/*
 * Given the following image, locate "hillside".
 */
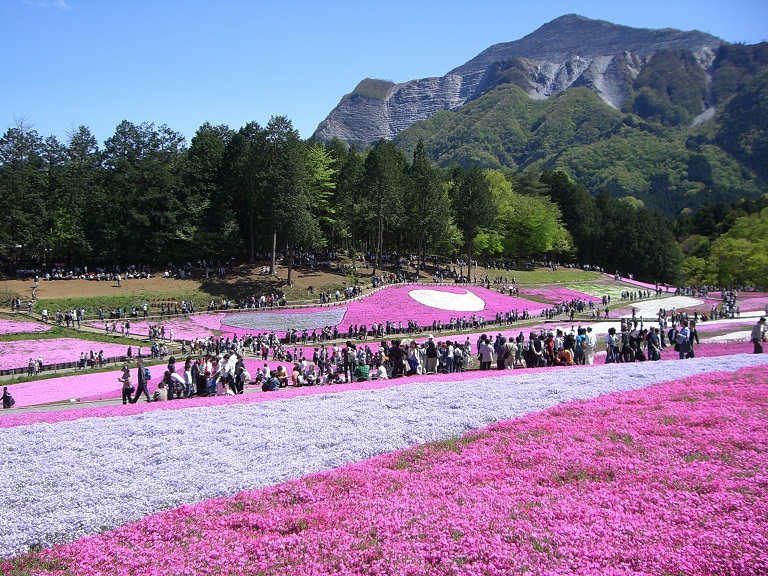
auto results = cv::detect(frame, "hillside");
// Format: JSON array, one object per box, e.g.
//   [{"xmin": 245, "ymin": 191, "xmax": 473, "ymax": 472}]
[
  {"xmin": 392, "ymin": 42, "xmax": 768, "ymax": 216},
  {"xmin": 312, "ymin": 15, "xmax": 767, "ymax": 216}
]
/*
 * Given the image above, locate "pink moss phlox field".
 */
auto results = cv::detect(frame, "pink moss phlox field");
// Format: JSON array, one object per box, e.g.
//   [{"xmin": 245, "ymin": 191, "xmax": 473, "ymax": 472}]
[
  {"xmin": 0, "ymin": 338, "xmax": 129, "ymax": 371},
  {"xmin": 735, "ymin": 295, "xmax": 768, "ymax": 312},
  {"xmin": 89, "ymin": 316, "xmax": 216, "ymax": 341},
  {"xmin": 181, "ymin": 285, "xmax": 549, "ymax": 337},
  {"xmin": 0, "ymin": 318, "xmax": 51, "ymax": 335},
  {"xmin": 2, "ymin": 363, "xmax": 173, "ymax": 408},
  {"xmin": 516, "ymin": 285, "xmax": 596, "ymax": 304},
  {"xmin": 11, "ymin": 364, "xmax": 768, "ymax": 575},
  {"xmin": 0, "ymin": 340, "xmax": 754, "ymax": 428}
]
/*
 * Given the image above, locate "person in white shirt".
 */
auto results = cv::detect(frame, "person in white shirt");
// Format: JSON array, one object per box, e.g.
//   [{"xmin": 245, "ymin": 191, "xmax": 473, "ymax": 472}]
[{"xmin": 585, "ymin": 326, "xmax": 597, "ymax": 365}]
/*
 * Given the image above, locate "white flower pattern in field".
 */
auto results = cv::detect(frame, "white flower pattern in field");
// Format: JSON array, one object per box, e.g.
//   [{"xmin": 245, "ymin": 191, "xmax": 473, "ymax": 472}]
[
  {"xmin": 220, "ymin": 308, "xmax": 348, "ymax": 332},
  {"xmin": 1, "ymin": 354, "xmax": 768, "ymax": 558},
  {"xmin": 408, "ymin": 289, "xmax": 486, "ymax": 312}
]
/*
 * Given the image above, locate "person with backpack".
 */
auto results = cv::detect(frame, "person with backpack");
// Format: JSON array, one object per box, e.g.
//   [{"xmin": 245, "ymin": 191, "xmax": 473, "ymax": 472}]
[
  {"xmin": 130, "ymin": 359, "xmax": 152, "ymax": 403},
  {"xmin": 2, "ymin": 387, "xmax": 15, "ymax": 409}
]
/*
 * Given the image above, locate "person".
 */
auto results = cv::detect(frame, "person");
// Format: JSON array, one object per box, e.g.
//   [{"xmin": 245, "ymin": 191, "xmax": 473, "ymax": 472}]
[
  {"xmin": 525, "ymin": 332, "xmax": 542, "ymax": 368},
  {"xmin": 554, "ymin": 347, "xmax": 574, "ymax": 366},
  {"xmin": 605, "ymin": 327, "xmax": 618, "ymax": 364},
  {"xmin": 236, "ymin": 359, "xmax": 250, "ymax": 393},
  {"xmin": 275, "ymin": 365, "xmax": 289, "ymax": 387},
  {"xmin": 425, "ymin": 335, "xmax": 438, "ymax": 374},
  {"xmin": 574, "ymin": 328, "xmax": 587, "ymax": 365},
  {"xmin": 2, "ymin": 387, "xmax": 15, "ymax": 409},
  {"xmin": 584, "ymin": 326, "xmax": 597, "ymax": 365},
  {"xmin": 389, "ymin": 340, "xmax": 405, "ymax": 377},
  {"xmin": 262, "ymin": 370, "xmax": 280, "ymax": 392},
  {"xmin": 647, "ymin": 327, "xmax": 662, "ymax": 361},
  {"xmin": 153, "ymin": 381, "xmax": 168, "ymax": 402},
  {"xmin": 353, "ymin": 362, "xmax": 370, "ymax": 381},
  {"xmin": 130, "ymin": 359, "xmax": 151, "ymax": 403},
  {"xmin": 373, "ymin": 361, "xmax": 388, "ymax": 380},
  {"xmin": 502, "ymin": 338, "xmax": 517, "ymax": 369},
  {"xmin": 677, "ymin": 319, "xmax": 693, "ymax": 359},
  {"xmin": 752, "ymin": 317, "xmax": 767, "ymax": 354},
  {"xmin": 478, "ymin": 335, "xmax": 493, "ymax": 370},
  {"xmin": 118, "ymin": 364, "xmax": 133, "ymax": 405}
]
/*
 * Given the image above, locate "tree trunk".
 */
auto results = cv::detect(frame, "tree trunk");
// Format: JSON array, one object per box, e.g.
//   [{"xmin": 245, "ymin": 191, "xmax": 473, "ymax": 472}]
[
  {"xmin": 270, "ymin": 231, "xmax": 277, "ymax": 274},
  {"xmin": 248, "ymin": 205, "xmax": 255, "ymax": 263},
  {"xmin": 287, "ymin": 241, "xmax": 294, "ymax": 286}
]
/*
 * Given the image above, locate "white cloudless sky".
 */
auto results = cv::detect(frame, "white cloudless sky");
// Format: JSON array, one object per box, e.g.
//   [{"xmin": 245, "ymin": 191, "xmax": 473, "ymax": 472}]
[{"xmin": 1, "ymin": 0, "xmax": 766, "ymax": 146}]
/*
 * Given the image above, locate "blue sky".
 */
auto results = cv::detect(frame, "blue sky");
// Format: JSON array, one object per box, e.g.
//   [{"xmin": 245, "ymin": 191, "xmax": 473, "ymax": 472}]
[{"xmin": 2, "ymin": 0, "xmax": 766, "ymax": 146}]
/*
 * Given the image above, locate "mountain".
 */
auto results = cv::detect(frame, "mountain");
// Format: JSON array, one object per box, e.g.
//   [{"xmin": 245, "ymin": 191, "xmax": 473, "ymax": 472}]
[
  {"xmin": 312, "ymin": 15, "xmax": 722, "ymax": 148},
  {"xmin": 312, "ymin": 15, "xmax": 768, "ymax": 217}
]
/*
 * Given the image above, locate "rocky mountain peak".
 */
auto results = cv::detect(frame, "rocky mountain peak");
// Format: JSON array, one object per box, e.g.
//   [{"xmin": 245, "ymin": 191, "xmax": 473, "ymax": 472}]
[{"xmin": 312, "ymin": 15, "xmax": 724, "ymax": 148}]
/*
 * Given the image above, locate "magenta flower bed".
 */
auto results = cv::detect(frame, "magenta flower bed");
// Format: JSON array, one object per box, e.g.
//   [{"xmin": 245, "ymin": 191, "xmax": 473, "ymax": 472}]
[
  {"xmin": 0, "ymin": 338, "xmax": 129, "ymax": 371},
  {"xmin": 122, "ymin": 317, "xmax": 215, "ymax": 341},
  {"xmin": 517, "ymin": 285, "xmax": 596, "ymax": 304},
  {"xmin": 9, "ymin": 364, "xmax": 768, "ymax": 575},
  {"xmin": 0, "ymin": 318, "xmax": 50, "ymax": 335},
  {"xmin": 737, "ymin": 295, "xmax": 768, "ymax": 312},
  {"xmin": 0, "ymin": 340, "xmax": 754, "ymax": 427}
]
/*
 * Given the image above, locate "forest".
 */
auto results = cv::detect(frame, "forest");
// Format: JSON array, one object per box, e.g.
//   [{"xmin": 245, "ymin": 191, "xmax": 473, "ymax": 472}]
[{"xmin": 0, "ymin": 116, "xmax": 765, "ymax": 287}]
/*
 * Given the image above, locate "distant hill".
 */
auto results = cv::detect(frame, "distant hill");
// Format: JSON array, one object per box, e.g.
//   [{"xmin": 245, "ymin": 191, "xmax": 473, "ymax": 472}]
[{"xmin": 312, "ymin": 15, "xmax": 768, "ymax": 216}]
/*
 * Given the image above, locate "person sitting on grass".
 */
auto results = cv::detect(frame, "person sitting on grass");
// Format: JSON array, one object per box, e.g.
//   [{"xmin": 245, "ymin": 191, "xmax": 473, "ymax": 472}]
[
  {"xmin": 2, "ymin": 387, "xmax": 15, "ymax": 409},
  {"xmin": 262, "ymin": 370, "xmax": 280, "ymax": 392},
  {"xmin": 276, "ymin": 365, "xmax": 289, "ymax": 387},
  {"xmin": 353, "ymin": 362, "xmax": 370, "ymax": 382},
  {"xmin": 554, "ymin": 347, "xmax": 574, "ymax": 366},
  {"xmin": 153, "ymin": 381, "xmax": 168, "ymax": 402}
]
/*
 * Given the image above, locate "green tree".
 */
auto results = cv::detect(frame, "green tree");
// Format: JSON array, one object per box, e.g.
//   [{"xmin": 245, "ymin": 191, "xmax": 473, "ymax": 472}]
[
  {"xmin": 184, "ymin": 122, "xmax": 236, "ymax": 257},
  {"xmin": 449, "ymin": 166, "xmax": 496, "ymax": 270},
  {"xmin": 101, "ymin": 121, "xmax": 187, "ymax": 263},
  {"xmin": 0, "ymin": 121, "xmax": 48, "ymax": 266},
  {"xmin": 221, "ymin": 122, "xmax": 265, "ymax": 262},
  {"xmin": 406, "ymin": 142, "xmax": 457, "ymax": 264},
  {"xmin": 265, "ymin": 116, "xmax": 322, "ymax": 285},
  {"xmin": 363, "ymin": 139, "xmax": 407, "ymax": 275}
]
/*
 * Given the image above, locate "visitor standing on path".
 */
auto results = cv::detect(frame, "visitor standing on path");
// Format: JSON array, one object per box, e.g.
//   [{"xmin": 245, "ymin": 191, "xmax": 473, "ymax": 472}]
[
  {"xmin": 752, "ymin": 317, "xmax": 767, "ymax": 354},
  {"xmin": 118, "ymin": 365, "xmax": 133, "ymax": 405},
  {"xmin": 130, "ymin": 359, "xmax": 151, "ymax": 403}
]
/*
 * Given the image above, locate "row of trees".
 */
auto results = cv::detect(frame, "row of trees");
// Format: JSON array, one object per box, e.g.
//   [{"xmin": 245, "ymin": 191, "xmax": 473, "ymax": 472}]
[{"xmin": 2, "ymin": 115, "xmax": 752, "ymax": 286}]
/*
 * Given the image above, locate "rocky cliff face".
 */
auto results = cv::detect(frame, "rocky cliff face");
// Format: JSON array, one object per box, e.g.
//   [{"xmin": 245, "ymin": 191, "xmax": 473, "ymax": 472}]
[{"xmin": 312, "ymin": 14, "xmax": 722, "ymax": 148}]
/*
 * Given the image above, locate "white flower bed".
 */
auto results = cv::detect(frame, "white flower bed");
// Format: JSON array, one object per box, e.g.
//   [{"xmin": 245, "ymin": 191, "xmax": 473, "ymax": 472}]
[
  {"xmin": 2, "ymin": 354, "xmax": 768, "ymax": 558},
  {"xmin": 408, "ymin": 288, "xmax": 485, "ymax": 312},
  {"xmin": 220, "ymin": 307, "xmax": 347, "ymax": 332}
]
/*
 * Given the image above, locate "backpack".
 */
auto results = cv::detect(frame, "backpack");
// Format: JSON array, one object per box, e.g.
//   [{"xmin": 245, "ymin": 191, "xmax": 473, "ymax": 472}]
[
  {"xmin": 9, "ymin": 395, "xmax": 15, "ymax": 407},
  {"xmin": 144, "ymin": 367, "xmax": 152, "ymax": 381}
]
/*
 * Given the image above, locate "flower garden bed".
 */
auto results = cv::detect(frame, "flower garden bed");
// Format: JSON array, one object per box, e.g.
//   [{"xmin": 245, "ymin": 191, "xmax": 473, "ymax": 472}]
[
  {"xmin": 3, "ymin": 357, "xmax": 768, "ymax": 573},
  {"xmin": 0, "ymin": 318, "xmax": 51, "ymax": 336},
  {"xmin": 182, "ymin": 285, "xmax": 549, "ymax": 338},
  {"xmin": 0, "ymin": 338, "xmax": 129, "ymax": 371}
]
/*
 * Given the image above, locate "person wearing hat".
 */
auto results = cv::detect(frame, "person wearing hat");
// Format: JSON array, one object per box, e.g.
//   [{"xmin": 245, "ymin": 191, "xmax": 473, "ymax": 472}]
[
  {"xmin": 118, "ymin": 364, "xmax": 133, "ymax": 405},
  {"xmin": 751, "ymin": 317, "xmax": 767, "ymax": 354}
]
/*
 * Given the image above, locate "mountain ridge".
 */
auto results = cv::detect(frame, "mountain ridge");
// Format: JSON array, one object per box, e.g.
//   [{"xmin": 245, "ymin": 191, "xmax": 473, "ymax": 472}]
[{"xmin": 312, "ymin": 14, "xmax": 723, "ymax": 148}]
